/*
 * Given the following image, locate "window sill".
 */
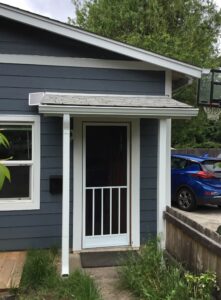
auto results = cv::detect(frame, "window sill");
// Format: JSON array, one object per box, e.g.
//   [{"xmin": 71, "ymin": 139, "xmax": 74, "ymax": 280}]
[{"xmin": 0, "ymin": 199, "xmax": 40, "ymax": 211}]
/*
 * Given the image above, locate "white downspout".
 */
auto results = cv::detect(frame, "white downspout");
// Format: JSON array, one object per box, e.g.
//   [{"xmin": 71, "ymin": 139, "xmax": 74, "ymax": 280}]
[{"xmin": 61, "ymin": 114, "xmax": 70, "ymax": 276}]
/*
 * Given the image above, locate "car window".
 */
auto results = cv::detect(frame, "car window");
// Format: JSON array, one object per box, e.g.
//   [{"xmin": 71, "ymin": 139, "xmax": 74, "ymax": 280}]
[
  {"xmin": 171, "ymin": 157, "xmax": 188, "ymax": 169},
  {"xmin": 202, "ymin": 160, "xmax": 221, "ymax": 173},
  {"xmin": 185, "ymin": 161, "xmax": 201, "ymax": 171}
]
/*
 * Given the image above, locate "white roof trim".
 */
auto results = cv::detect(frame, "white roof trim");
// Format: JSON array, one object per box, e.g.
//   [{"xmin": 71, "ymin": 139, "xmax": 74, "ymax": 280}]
[
  {"xmin": 0, "ymin": 4, "xmax": 202, "ymax": 78},
  {"xmin": 38, "ymin": 104, "xmax": 198, "ymax": 119},
  {"xmin": 0, "ymin": 54, "xmax": 163, "ymax": 70},
  {"xmin": 29, "ymin": 92, "xmax": 198, "ymax": 119}
]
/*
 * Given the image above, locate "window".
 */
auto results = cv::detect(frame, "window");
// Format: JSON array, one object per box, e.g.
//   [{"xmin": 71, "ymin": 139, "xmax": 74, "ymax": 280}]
[
  {"xmin": 171, "ymin": 157, "xmax": 187, "ymax": 169},
  {"xmin": 185, "ymin": 161, "xmax": 201, "ymax": 171},
  {"xmin": 0, "ymin": 115, "xmax": 40, "ymax": 210},
  {"xmin": 202, "ymin": 160, "xmax": 221, "ymax": 176}
]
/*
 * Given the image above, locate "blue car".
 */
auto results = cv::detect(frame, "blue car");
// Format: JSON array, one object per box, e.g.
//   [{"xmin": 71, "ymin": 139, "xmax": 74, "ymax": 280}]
[{"xmin": 171, "ymin": 154, "xmax": 221, "ymax": 211}]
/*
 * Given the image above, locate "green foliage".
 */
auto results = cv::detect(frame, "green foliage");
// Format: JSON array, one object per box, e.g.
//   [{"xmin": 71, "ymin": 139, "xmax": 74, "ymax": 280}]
[
  {"xmin": 119, "ymin": 239, "xmax": 218, "ymax": 300},
  {"xmin": 0, "ymin": 132, "xmax": 10, "ymax": 190},
  {"xmin": 70, "ymin": 0, "xmax": 221, "ymax": 148},
  {"xmin": 185, "ymin": 272, "xmax": 217, "ymax": 299},
  {"xmin": 20, "ymin": 249, "xmax": 58, "ymax": 290},
  {"xmin": 216, "ymin": 225, "xmax": 221, "ymax": 235},
  {"xmin": 0, "ymin": 164, "xmax": 10, "ymax": 190},
  {"xmin": 0, "ymin": 132, "xmax": 9, "ymax": 148},
  {"xmin": 18, "ymin": 249, "xmax": 102, "ymax": 300},
  {"xmin": 172, "ymin": 108, "xmax": 221, "ymax": 148},
  {"xmin": 56, "ymin": 269, "xmax": 102, "ymax": 300},
  {"xmin": 172, "ymin": 109, "xmax": 221, "ymax": 148},
  {"xmin": 71, "ymin": 0, "xmax": 221, "ymax": 68}
]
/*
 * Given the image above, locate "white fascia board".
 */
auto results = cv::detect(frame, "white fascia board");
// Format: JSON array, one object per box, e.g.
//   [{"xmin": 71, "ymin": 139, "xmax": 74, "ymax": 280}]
[
  {"xmin": 0, "ymin": 54, "xmax": 163, "ymax": 70},
  {"xmin": 38, "ymin": 104, "xmax": 198, "ymax": 119},
  {"xmin": 0, "ymin": 4, "xmax": 202, "ymax": 78}
]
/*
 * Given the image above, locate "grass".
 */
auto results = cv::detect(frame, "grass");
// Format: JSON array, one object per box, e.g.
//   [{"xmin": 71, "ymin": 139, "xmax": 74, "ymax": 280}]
[
  {"xmin": 13, "ymin": 249, "xmax": 102, "ymax": 300},
  {"xmin": 119, "ymin": 239, "xmax": 218, "ymax": 300}
]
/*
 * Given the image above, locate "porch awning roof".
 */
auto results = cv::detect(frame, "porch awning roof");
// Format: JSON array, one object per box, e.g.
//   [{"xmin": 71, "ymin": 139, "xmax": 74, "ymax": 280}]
[{"xmin": 29, "ymin": 92, "xmax": 198, "ymax": 118}]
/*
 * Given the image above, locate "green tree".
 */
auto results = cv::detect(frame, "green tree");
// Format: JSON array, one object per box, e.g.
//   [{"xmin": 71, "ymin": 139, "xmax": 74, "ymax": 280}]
[
  {"xmin": 70, "ymin": 0, "xmax": 221, "ymax": 148},
  {"xmin": 71, "ymin": 0, "xmax": 221, "ymax": 68}
]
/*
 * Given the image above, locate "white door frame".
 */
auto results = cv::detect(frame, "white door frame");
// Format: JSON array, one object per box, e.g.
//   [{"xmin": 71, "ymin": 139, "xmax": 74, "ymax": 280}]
[{"xmin": 73, "ymin": 117, "xmax": 140, "ymax": 251}]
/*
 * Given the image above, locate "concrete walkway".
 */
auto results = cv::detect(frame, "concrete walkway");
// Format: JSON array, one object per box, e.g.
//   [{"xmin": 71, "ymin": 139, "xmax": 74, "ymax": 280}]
[
  {"xmin": 173, "ymin": 205, "xmax": 221, "ymax": 232},
  {"xmin": 86, "ymin": 267, "xmax": 135, "ymax": 300},
  {"xmin": 70, "ymin": 253, "xmax": 135, "ymax": 300}
]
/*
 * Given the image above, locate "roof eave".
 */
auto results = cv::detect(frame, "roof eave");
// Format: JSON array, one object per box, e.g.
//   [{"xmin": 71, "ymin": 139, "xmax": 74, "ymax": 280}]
[
  {"xmin": 38, "ymin": 104, "xmax": 198, "ymax": 119},
  {"xmin": 0, "ymin": 4, "xmax": 202, "ymax": 78}
]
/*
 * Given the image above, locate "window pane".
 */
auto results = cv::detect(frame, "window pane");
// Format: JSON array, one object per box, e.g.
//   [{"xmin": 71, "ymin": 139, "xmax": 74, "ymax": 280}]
[
  {"xmin": 0, "ymin": 125, "xmax": 32, "ymax": 160},
  {"xmin": 0, "ymin": 166, "xmax": 30, "ymax": 198}
]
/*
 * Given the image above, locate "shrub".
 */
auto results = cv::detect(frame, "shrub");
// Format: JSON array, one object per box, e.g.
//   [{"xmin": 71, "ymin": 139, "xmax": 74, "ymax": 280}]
[
  {"xmin": 185, "ymin": 272, "xmax": 217, "ymax": 300},
  {"xmin": 119, "ymin": 239, "xmax": 218, "ymax": 300}
]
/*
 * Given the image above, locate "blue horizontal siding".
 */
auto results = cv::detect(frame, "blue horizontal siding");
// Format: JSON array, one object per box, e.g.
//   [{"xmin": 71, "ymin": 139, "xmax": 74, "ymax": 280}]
[
  {"xmin": 0, "ymin": 237, "xmax": 61, "ymax": 251},
  {"xmin": 0, "ymin": 57, "xmax": 162, "ymax": 249},
  {"xmin": 0, "ymin": 17, "xmax": 129, "ymax": 60},
  {"xmin": 0, "ymin": 115, "xmax": 64, "ymax": 250},
  {"xmin": 0, "ymin": 65, "xmax": 165, "ymax": 107}
]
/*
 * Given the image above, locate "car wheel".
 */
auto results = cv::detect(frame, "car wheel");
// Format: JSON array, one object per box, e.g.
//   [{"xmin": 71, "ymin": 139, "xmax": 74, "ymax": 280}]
[{"xmin": 176, "ymin": 187, "xmax": 196, "ymax": 211}]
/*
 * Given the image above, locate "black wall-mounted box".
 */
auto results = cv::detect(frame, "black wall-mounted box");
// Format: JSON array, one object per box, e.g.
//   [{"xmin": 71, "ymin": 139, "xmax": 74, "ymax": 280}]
[{"xmin": 49, "ymin": 175, "xmax": 62, "ymax": 194}]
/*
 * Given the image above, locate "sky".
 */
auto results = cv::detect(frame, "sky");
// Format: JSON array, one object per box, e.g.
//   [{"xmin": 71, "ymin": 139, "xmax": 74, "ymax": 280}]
[
  {"xmin": 0, "ymin": 0, "xmax": 75, "ymax": 22},
  {"xmin": 0, "ymin": 0, "xmax": 220, "ymax": 23}
]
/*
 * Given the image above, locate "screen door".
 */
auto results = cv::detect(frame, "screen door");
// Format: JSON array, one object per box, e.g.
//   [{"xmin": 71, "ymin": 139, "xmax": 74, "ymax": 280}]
[{"xmin": 83, "ymin": 123, "xmax": 130, "ymax": 248}]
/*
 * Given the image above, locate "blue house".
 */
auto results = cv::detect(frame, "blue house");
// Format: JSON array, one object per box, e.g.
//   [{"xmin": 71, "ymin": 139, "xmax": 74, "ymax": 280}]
[{"xmin": 0, "ymin": 3, "xmax": 201, "ymax": 275}]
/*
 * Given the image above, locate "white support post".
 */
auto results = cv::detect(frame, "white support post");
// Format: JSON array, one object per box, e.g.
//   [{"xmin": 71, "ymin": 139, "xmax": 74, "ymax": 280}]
[
  {"xmin": 131, "ymin": 119, "xmax": 140, "ymax": 248},
  {"xmin": 73, "ymin": 118, "xmax": 83, "ymax": 252},
  {"xmin": 157, "ymin": 118, "xmax": 171, "ymax": 249},
  {"xmin": 61, "ymin": 114, "xmax": 70, "ymax": 276}
]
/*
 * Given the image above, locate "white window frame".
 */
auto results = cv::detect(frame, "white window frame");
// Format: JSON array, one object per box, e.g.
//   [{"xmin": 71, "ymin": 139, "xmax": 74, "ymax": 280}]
[{"xmin": 0, "ymin": 115, "xmax": 40, "ymax": 211}]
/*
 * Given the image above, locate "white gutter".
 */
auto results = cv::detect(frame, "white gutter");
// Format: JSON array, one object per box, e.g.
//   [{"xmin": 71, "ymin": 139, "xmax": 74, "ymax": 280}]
[{"xmin": 38, "ymin": 104, "xmax": 198, "ymax": 119}]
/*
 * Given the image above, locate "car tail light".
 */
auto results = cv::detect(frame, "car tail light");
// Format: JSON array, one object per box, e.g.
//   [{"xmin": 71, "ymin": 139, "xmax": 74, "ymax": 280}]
[
  {"xmin": 204, "ymin": 191, "xmax": 218, "ymax": 196},
  {"xmin": 191, "ymin": 171, "xmax": 216, "ymax": 179}
]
